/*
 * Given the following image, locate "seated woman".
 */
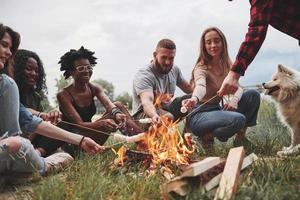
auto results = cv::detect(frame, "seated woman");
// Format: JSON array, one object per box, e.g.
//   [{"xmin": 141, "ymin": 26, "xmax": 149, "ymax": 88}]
[
  {"xmin": 182, "ymin": 27, "xmax": 260, "ymax": 148},
  {"xmin": 13, "ymin": 49, "xmax": 61, "ymax": 156},
  {"xmin": 13, "ymin": 49, "xmax": 60, "ymax": 122},
  {"xmin": 0, "ymin": 24, "xmax": 103, "ymax": 181},
  {"xmin": 40, "ymin": 46, "xmax": 142, "ymax": 155}
]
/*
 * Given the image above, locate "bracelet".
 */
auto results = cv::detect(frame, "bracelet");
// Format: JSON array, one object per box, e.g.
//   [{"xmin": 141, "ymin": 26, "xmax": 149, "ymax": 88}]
[
  {"xmin": 79, "ymin": 136, "xmax": 85, "ymax": 148},
  {"xmin": 37, "ymin": 112, "xmax": 42, "ymax": 117},
  {"xmin": 111, "ymin": 107, "xmax": 123, "ymax": 117}
]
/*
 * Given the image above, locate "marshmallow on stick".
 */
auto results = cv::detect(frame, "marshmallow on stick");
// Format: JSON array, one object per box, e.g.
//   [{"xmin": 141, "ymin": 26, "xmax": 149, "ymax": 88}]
[
  {"xmin": 180, "ymin": 106, "xmax": 187, "ymax": 113},
  {"xmin": 138, "ymin": 118, "xmax": 152, "ymax": 124},
  {"xmin": 113, "ymin": 132, "xmax": 145, "ymax": 143}
]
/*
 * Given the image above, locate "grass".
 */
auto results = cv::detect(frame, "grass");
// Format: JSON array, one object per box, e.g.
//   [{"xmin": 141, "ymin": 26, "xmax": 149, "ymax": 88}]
[{"xmin": 1, "ymin": 99, "xmax": 300, "ymax": 200}]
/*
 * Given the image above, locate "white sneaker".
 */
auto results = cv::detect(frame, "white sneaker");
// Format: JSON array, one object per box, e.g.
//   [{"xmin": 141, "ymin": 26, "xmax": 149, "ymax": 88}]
[{"xmin": 44, "ymin": 152, "xmax": 74, "ymax": 175}]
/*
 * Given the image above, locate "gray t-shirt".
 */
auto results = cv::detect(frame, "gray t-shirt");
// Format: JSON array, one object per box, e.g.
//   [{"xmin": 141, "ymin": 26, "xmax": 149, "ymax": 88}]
[{"xmin": 132, "ymin": 63, "xmax": 184, "ymax": 115}]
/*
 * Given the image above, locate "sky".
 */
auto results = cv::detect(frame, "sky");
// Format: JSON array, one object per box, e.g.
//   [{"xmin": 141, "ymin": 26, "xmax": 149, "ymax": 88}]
[{"xmin": 2, "ymin": 0, "xmax": 300, "ymax": 106}]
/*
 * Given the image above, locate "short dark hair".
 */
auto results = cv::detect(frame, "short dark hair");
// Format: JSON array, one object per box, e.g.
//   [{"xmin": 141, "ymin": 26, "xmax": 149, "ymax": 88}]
[
  {"xmin": 156, "ymin": 39, "xmax": 176, "ymax": 50},
  {"xmin": 14, "ymin": 49, "xmax": 47, "ymax": 98},
  {"xmin": 59, "ymin": 46, "xmax": 97, "ymax": 79}
]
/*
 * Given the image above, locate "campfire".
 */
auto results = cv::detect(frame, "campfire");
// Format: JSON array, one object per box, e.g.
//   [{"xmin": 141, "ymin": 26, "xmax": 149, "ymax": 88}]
[
  {"xmin": 110, "ymin": 93, "xmax": 258, "ymax": 199},
  {"xmin": 113, "ymin": 115, "xmax": 196, "ymax": 170},
  {"xmin": 112, "ymin": 93, "xmax": 196, "ymax": 171}
]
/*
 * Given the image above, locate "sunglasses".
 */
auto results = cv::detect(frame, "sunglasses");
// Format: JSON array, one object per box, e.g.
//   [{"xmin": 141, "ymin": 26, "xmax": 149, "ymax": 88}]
[{"xmin": 75, "ymin": 64, "xmax": 94, "ymax": 72}]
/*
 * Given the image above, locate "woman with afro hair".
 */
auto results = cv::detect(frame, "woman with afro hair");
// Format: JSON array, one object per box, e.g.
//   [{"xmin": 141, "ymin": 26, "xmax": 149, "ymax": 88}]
[{"xmin": 55, "ymin": 46, "xmax": 142, "ymax": 154}]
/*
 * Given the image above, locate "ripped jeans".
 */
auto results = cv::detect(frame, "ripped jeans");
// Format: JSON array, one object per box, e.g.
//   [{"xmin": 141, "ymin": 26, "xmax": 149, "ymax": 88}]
[
  {"xmin": 0, "ymin": 74, "xmax": 46, "ymax": 176},
  {"xmin": 0, "ymin": 135, "xmax": 46, "ymax": 176}
]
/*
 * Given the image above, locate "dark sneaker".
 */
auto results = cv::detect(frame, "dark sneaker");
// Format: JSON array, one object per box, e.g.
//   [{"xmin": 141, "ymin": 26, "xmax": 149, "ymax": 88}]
[{"xmin": 198, "ymin": 132, "xmax": 214, "ymax": 151}]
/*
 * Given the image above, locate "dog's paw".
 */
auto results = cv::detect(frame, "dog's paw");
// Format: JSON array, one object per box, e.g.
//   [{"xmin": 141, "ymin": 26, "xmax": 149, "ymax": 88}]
[
  {"xmin": 282, "ymin": 145, "xmax": 293, "ymax": 151},
  {"xmin": 277, "ymin": 146, "xmax": 300, "ymax": 157}
]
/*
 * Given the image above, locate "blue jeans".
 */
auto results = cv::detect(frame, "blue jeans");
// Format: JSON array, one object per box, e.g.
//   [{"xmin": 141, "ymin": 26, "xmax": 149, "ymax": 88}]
[
  {"xmin": 0, "ymin": 74, "xmax": 45, "ymax": 176},
  {"xmin": 0, "ymin": 136, "xmax": 46, "ymax": 175},
  {"xmin": 187, "ymin": 90, "xmax": 260, "ymax": 142}
]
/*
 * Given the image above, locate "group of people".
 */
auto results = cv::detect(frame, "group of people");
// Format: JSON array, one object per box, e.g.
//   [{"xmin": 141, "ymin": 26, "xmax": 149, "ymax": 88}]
[
  {"xmin": 132, "ymin": 31, "xmax": 260, "ymax": 148},
  {"xmin": 1, "ymin": 0, "xmax": 299, "ymax": 184}
]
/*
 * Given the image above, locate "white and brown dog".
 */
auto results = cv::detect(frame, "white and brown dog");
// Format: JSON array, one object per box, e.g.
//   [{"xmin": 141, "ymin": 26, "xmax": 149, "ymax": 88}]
[{"xmin": 263, "ymin": 64, "xmax": 300, "ymax": 156}]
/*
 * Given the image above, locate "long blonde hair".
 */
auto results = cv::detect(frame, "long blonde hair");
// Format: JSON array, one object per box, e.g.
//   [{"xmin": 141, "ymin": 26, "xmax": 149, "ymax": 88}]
[{"xmin": 190, "ymin": 27, "xmax": 232, "ymax": 87}]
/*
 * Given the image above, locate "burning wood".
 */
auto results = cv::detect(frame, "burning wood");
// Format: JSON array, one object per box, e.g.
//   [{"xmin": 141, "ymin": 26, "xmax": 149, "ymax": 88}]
[
  {"xmin": 136, "ymin": 116, "xmax": 196, "ymax": 167},
  {"xmin": 112, "ymin": 115, "xmax": 196, "ymax": 173},
  {"xmin": 112, "ymin": 146, "xmax": 152, "ymax": 167}
]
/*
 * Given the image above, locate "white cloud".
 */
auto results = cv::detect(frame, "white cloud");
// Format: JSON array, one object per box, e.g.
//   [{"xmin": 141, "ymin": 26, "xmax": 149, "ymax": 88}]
[{"xmin": 1, "ymin": 0, "xmax": 299, "ymax": 106}]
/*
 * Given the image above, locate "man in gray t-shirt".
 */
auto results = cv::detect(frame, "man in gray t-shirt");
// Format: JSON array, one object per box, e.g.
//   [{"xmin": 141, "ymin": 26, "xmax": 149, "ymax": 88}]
[{"xmin": 132, "ymin": 39, "xmax": 192, "ymax": 124}]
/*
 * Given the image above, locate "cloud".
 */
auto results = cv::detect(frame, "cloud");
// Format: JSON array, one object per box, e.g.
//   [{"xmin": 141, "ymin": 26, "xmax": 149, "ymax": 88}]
[{"xmin": 1, "ymin": 0, "xmax": 299, "ymax": 106}]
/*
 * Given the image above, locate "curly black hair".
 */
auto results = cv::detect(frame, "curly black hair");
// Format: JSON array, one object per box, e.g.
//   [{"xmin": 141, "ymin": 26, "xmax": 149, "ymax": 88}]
[
  {"xmin": 59, "ymin": 46, "xmax": 97, "ymax": 79},
  {"xmin": 13, "ymin": 49, "xmax": 47, "ymax": 102}
]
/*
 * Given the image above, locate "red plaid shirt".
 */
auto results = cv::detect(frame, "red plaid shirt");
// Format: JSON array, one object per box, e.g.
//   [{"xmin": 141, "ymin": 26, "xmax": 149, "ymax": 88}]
[{"xmin": 232, "ymin": 0, "xmax": 300, "ymax": 75}]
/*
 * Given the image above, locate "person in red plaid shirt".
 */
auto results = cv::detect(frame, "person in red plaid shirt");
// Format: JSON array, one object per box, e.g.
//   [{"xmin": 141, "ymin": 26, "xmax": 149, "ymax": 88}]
[{"xmin": 218, "ymin": 0, "xmax": 300, "ymax": 96}]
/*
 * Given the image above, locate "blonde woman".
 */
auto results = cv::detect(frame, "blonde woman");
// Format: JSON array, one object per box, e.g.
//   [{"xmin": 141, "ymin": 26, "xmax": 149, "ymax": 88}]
[{"xmin": 182, "ymin": 27, "xmax": 260, "ymax": 147}]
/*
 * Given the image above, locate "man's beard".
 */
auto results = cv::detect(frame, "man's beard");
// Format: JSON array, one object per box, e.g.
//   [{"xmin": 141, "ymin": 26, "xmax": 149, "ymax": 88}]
[{"xmin": 154, "ymin": 60, "xmax": 172, "ymax": 74}]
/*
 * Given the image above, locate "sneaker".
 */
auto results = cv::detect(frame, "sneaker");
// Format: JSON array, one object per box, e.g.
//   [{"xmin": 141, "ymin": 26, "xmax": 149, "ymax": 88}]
[{"xmin": 44, "ymin": 152, "xmax": 74, "ymax": 175}]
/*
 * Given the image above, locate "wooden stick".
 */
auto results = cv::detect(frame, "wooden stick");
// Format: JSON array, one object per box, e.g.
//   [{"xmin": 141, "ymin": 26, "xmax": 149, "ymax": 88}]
[
  {"xmin": 214, "ymin": 147, "xmax": 245, "ymax": 200},
  {"xmin": 181, "ymin": 157, "xmax": 221, "ymax": 178},
  {"xmin": 205, "ymin": 153, "xmax": 258, "ymax": 191}
]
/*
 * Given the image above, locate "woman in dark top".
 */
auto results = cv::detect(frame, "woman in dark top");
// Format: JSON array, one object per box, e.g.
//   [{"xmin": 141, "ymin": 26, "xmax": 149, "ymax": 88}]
[
  {"xmin": 13, "ymin": 49, "xmax": 61, "ymax": 156},
  {"xmin": 14, "ymin": 49, "xmax": 47, "ymax": 111},
  {"xmin": 57, "ymin": 46, "xmax": 142, "ymax": 148},
  {"xmin": 23, "ymin": 46, "xmax": 141, "ymax": 157}
]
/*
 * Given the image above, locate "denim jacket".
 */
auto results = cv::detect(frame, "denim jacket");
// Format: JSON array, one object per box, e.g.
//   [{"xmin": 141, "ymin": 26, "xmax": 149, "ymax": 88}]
[
  {"xmin": 19, "ymin": 103, "xmax": 42, "ymax": 136},
  {"xmin": 0, "ymin": 74, "xmax": 42, "ymax": 137}
]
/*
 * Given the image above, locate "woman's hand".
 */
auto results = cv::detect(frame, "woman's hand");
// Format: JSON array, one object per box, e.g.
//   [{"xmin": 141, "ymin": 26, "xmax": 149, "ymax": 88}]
[
  {"xmin": 115, "ymin": 113, "xmax": 126, "ymax": 125},
  {"xmin": 223, "ymin": 98, "xmax": 238, "ymax": 111},
  {"xmin": 181, "ymin": 96, "xmax": 198, "ymax": 112},
  {"xmin": 95, "ymin": 119, "xmax": 119, "ymax": 132},
  {"xmin": 39, "ymin": 110, "xmax": 62, "ymax": 125},
  {"xmin": 80, "ymin": 137, "xmax": 105, "ymax": 154}
]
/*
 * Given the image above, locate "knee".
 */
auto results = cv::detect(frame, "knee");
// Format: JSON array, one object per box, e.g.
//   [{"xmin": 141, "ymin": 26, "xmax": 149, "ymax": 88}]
[
  {"xmin": 226, "ymin": 112, "xmax": 246, "ymax": 132},
  {"xmin": 1, "ymin": 136, "xmax": 22, "ymax": 154},
  {"xmin": 232, "ymin": 114, "xmax": 246, "ymax": 130},
  {"xmin": 245, "ymin": 89, "xmax": 261, "ymax": 103}
]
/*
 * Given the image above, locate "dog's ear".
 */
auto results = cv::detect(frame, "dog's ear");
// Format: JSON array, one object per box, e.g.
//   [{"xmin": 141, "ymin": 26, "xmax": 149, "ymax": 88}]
[{"xmin": 278, "ymin": 64, "xmax": 294, "ymax": 76}]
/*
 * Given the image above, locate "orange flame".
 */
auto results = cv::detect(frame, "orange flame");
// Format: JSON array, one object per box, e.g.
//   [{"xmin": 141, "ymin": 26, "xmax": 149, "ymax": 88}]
[
  {"xmin": 138, "ymin": 116, "xmax": 195, "ymax": 167},
  {"xmin": 112, "ymin": 145, "xmax": 127, "ymax": 166},
  {"xmin": 114, "ymin": 93, "xmax": 195, "ymax": 170},
  {"xmin": 153, "ymin": 93, "xmax": 172, "ymax": 108}
]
